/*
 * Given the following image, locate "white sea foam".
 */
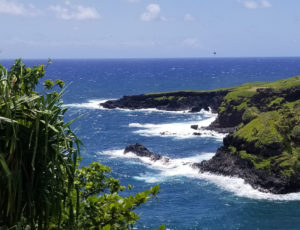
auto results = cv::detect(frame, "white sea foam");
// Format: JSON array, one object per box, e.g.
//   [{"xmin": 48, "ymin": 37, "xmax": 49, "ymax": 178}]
[
  {"xmin": 128, "ymin": 112, "xmax": 225, "ymax": 140},
  {"xmin": 99, "ymin": 149, "xmax": 214, "ymax": 176},
  {"xmin": 66, "ymin": 99, "xmax": 224, "ymax": 140},
  {"xmin": 119, "ymin": 108, "xmax": 192, "ymax": 114},
  {"xmin": 122, "ymin": 107, "xmax": 217, "ymax": 115},
  {"xmin": 197, "ymin": 172, "xmax": 300, "ymax": 201},
  {"xmin": 99, "ymin": 149, "xmax": 300, "ymax": 201},
  {"xmin": 64, "ymin": 99, "xmax": 113, "ymax": 110}
]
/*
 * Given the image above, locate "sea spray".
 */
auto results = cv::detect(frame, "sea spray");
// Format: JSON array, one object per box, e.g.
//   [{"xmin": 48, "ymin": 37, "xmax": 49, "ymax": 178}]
[
  {"xmin": 128, "ymin": 113, "xmax": 225, "ymax": 140},
  {"xmin": 99, "ymin": 149, "xmax": 300, "ymax": 201}
]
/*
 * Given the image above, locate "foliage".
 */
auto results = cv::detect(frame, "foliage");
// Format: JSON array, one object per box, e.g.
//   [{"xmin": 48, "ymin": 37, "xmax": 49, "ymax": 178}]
[
  {"xmin": 154, "ymin": 96, "xmax": 175, "ymax": 101},
  {"xmin": 242, "ymin": 107, "xmax": 259, "ymax": 124},
  {"xmin": 268, "ymin": 97, "xmax": 284, "ymax": 109},
  {"xmin": 145, "ymin": 75, "xmax": 300, "ymax": 180},
  {"xmin": 291, "ymin": 126, "xmax": 300, "ymax": 141},
  {"xmin": 0, "ymin": 59, "xmax": 78, "ymax": 229},
  {"xmin": 0, "ymin": 60, "xmax": 160, "ymax": 230},
  {"xmin": 228, "ymin": 93, "xmax": 300, "ymax": 178},
  {"xmin": 235, "ymin": 111, "xmax": 283, "ymax": 146},
  {"xmin": 68, "ymin": 162, "xmax": 159, "ymax": 230}
]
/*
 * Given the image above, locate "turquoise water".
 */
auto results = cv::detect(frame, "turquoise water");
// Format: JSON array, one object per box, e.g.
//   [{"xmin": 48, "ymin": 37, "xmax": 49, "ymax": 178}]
[{"xmin": 2, "ymin": 58, "xmax": 300, "ymax": 229}]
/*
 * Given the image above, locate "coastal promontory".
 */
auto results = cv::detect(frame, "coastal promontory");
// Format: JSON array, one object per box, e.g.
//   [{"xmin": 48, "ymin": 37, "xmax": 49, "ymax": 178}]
[{"xmin": 101, "ymin": 76, "xmax": 300, "ymax": 194}]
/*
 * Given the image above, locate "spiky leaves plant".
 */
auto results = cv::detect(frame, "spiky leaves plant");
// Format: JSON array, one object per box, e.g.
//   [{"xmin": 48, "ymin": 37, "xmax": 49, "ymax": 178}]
[
  {"xmin": 0, "ymin": 59, "xmax": 80, "ymax": 229},
  {"xmin": 0, "ymin": 60, "xmax": 161, "ymax": 230}
]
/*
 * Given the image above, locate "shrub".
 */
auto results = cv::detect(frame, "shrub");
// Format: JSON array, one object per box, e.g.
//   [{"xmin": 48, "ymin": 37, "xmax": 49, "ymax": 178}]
[
  {"xmin": 291, "ymin": 126, "xmax": 300, "ymax": 141},
  {"xmin": 242, "ymin": 107, "xmax": 259, "ymax": 124},
  {"xmin": 0, "ymin": 60, "xmax": 160, "ymax": 230}
]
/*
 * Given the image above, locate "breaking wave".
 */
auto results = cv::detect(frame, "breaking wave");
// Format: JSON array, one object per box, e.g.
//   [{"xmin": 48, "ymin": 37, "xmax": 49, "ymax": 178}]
[
  {"xmin": 64, "ymin": 99, "xmax": 113, "ymax": 110},
  {"xmin": 98, "ymin": 149, "xmax": 300, "ymax": 201},
  {"xmin": 128, "ymin": 111, "xmax": 225, "ymax": 140}
]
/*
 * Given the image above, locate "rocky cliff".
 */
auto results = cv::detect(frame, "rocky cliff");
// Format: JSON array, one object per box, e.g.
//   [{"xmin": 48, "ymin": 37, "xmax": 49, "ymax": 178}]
[
  {"xmin": 101, "ymin": 90, "xmax": 228, "ymax": 113},
  {"xmin": 102, "ymin": 76, "xmax": 300, "ymax": 194}
]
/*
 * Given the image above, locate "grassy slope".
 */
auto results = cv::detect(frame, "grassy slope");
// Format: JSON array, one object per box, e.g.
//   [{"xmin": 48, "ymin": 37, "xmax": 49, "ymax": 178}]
[
  {"xmin": 222, "ymin": 76, "xmax": 300, "ymax": 178},
  {"xmin": 146, "ymin": 76, "xmax": 300, "ymax": 179},
  {"xmin": 146, "ymin": 76, "xmax": 300, "ymax": 103}
]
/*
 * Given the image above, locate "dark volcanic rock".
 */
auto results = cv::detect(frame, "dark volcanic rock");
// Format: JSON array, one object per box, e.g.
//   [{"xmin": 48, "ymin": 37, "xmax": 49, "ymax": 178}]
[
  {"xmin": 193, "ymin": 132, "xmax": 201, "ymax": 136},
  {"xmin": 102, "ymin": 79, "xmax": 300, "ymax": 194},
  {"xmin": 223, "ymin": 135, "xmax": 284, "ymax": 157},
  {"xmin": 189, "ymin": 107, "xmax": 202, "ymax": 113},
  {"xmin": 205, "ymin": 125, "xmax": 236, "ymax": 134},
  {"xmin": 210, "ymin": 107, "xmax": 245, "ymax": 128},
  {"xmin": 195, "ymin": 146, "xmax": 300, "ymax": 194},
  {"xmin": 191, "ymin": 125, "xmax": 199, "ymax": 130},
  {"xmin": 124, "ymin": 143, "xmax": 168, "ymax": 162},
  {"xmin": 101, "ymin": 90, "xmax": 229, "ymax": 113}
]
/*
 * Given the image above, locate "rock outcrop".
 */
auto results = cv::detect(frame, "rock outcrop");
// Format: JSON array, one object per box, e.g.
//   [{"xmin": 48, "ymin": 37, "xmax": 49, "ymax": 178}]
[
  {"xmin": 196, "ymin": 144, "xmax": 300, "ymax": 194},
  {"xmin": 124, "ymin": 143, "xmax": 169, "ymax": 162},
  {"xmin": 106, "ymin": 76, "xmax": 300, "ymax": 194},
  {"xmin": 101, "ymin": 90, "xmax": 228, "ymax": 113}
]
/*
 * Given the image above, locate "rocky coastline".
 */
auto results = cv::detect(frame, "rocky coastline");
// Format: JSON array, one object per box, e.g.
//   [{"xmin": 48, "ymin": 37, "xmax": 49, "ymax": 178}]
[
  {"xmin": 102, "ymin": 76, "xmax": 300, "ymax": 194},
  {"xmin": 101, "ymin": 90, "xmax": 228, "ymax": 114}
]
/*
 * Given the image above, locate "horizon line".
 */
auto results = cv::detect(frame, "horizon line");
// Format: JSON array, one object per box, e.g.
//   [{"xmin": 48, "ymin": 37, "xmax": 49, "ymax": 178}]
[{"xmin": 1, "ymin": 56, "xmax": 300, "ymax": 61}]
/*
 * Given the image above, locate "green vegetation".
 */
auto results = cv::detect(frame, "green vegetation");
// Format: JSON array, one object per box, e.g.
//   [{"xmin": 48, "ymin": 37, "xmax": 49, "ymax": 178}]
[
  {"xmin": 221, "ymin": 77, "xmax": 300, "ymax": 179},
  {"xmin": 242, "ymin": 107, "xmax": 259, "ymax": 124},
  {"xmin": 262, "ymin": 76, "xmax": 300, "ymax": 89},
  {"xmin": 291, "ymin": 125, "xmax": 300, "ymax": 141},
  {"xmin": 153, "ymin": 95, "xmax": 187, "ymax": 102},
  {"xmin": 238, "ymin": 150, "xmax": 274, "ymax": 170},
  {"xmin": 0, "ymin": 60, "xmax": 161, "ymax": 230},
  {"xmin": 146, "ymin": 76, "xmax": 300, "ymax": 181},
  {"xmin": 268, "ymin": 97, "xmax": 284, "ymax": 109},
  {"xmin": 235, "ymin": 111, "xmax": 283, "ymax": 146},
  {"xmin": 145, "ymin": 86, "xmax": 232, "ymax": 96},
  {"xmin": 154, "ymin": 96, "xmax": 175, "ymax": 101},
  {"xmin": 146, "ymin": 75, "xmax": 300, "ymax": 99}
]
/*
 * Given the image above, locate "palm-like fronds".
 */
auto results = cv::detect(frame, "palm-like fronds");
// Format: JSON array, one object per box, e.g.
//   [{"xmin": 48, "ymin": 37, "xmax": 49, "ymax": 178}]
[{"xmin": 0, "ymin": 60, "xmax": 80, "ymax": 229}]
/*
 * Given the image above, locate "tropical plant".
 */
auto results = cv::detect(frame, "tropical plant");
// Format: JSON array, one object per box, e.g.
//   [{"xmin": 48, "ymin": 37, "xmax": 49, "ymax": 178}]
[
  {"xmin": 59, "ymin": 162, "xmax": 160, "ymax": 230},
  {"xmin": 0, "ymin": 60, "xmax": 160, "ymax": 230}
]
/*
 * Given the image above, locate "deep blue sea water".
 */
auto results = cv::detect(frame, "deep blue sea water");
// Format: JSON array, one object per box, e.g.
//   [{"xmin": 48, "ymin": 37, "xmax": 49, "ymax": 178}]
[{"xmin": 2, "ymin": 58, "xmax": 300, "ymax": 229}]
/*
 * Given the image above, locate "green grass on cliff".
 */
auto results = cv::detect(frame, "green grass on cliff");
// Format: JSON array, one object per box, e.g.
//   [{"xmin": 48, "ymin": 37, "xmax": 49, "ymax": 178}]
[
  {"xmin": 234, "ymin": 111, "xmax": 283, "ymax": 147},
  {"xmin": 219, "ymin": 76, "xmax": 300, "ymax": 113},
  {"xmin": 145, "ymin": 76, "xmax": 300, "ymax": 179},
  {"xmin": 263, "ymin": 76, "xmax": 300, "ymax": 89},
  {"xmin": 193, "ymin": 76, "xmax": 299, "ymax": 179},
  {"xmin": 146, "ymin": 75, "xmax": 300, "ymax": 96},
  {"xmin": 145, "ymin": 87, "xmax": 232, "ymax": 96},
  {"xmin": 217, "ymin": 76, "xmax": 300, "ymax": 178},
  {"xmin": 154, "ymin": 96, "xmax": 175, "ymax": 101}
]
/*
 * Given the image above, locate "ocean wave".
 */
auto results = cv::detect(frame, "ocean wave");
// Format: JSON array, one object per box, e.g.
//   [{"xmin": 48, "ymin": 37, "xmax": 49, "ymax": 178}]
[
  {"xmin": 120, "ymin": 108, "xmax": 214, "ymax": 115},
  {"xmin": 64, "ymin": 99, "xmax": 113, "ymax": 110},
  {"xmin": 98, "ymin": 149, "xmax": 300, "ymax": 201},
  {"xmin": 128, "ymin": 112, "xmax": 225, "ymax": 140}
]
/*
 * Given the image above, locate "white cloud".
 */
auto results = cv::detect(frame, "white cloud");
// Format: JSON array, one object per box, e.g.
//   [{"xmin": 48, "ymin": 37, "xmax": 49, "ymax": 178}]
[
  {"xmin": 239, "ymin": 0, "xmax": 272, "ymax": 9},
  {"xmin": 0, "ymin": 0, "xmax": 40, "ymax": 16},
  {"xmin": 183, "ymin": 38, "xmax": 201, "ymax": 48},
  {"xmin": 49, "ymin": 3, "xmax": 100, "ymax": 20},
  {"xmin": 140, "ymin": 3, "xmax": 161, "ymax": 22},
  {"xmin": 0, "ymin": 0, "xmax": 25, "ymax": 15},
  {"xmin": 184, "ymin": 13, "xmax": 195, "ymax": 22},
  {"xmin": 261, "ymin": 0, "xmax": 272, "ymax": 8},
  {"xmin": 244, "ymin": 1, "xmax": 259, "ymax": 9}
]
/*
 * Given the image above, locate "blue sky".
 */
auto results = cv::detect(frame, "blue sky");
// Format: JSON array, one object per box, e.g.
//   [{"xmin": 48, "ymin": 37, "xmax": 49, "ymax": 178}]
[{"xmin": 0, "ymin": 0, "xmax": 300, "ymax": 58}]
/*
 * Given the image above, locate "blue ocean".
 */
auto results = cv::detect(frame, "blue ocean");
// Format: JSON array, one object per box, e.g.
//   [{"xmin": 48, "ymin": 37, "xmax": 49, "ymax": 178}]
[{"xmin": 2, "ymin": 58, "xmax": 300, "ymax": 229}]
